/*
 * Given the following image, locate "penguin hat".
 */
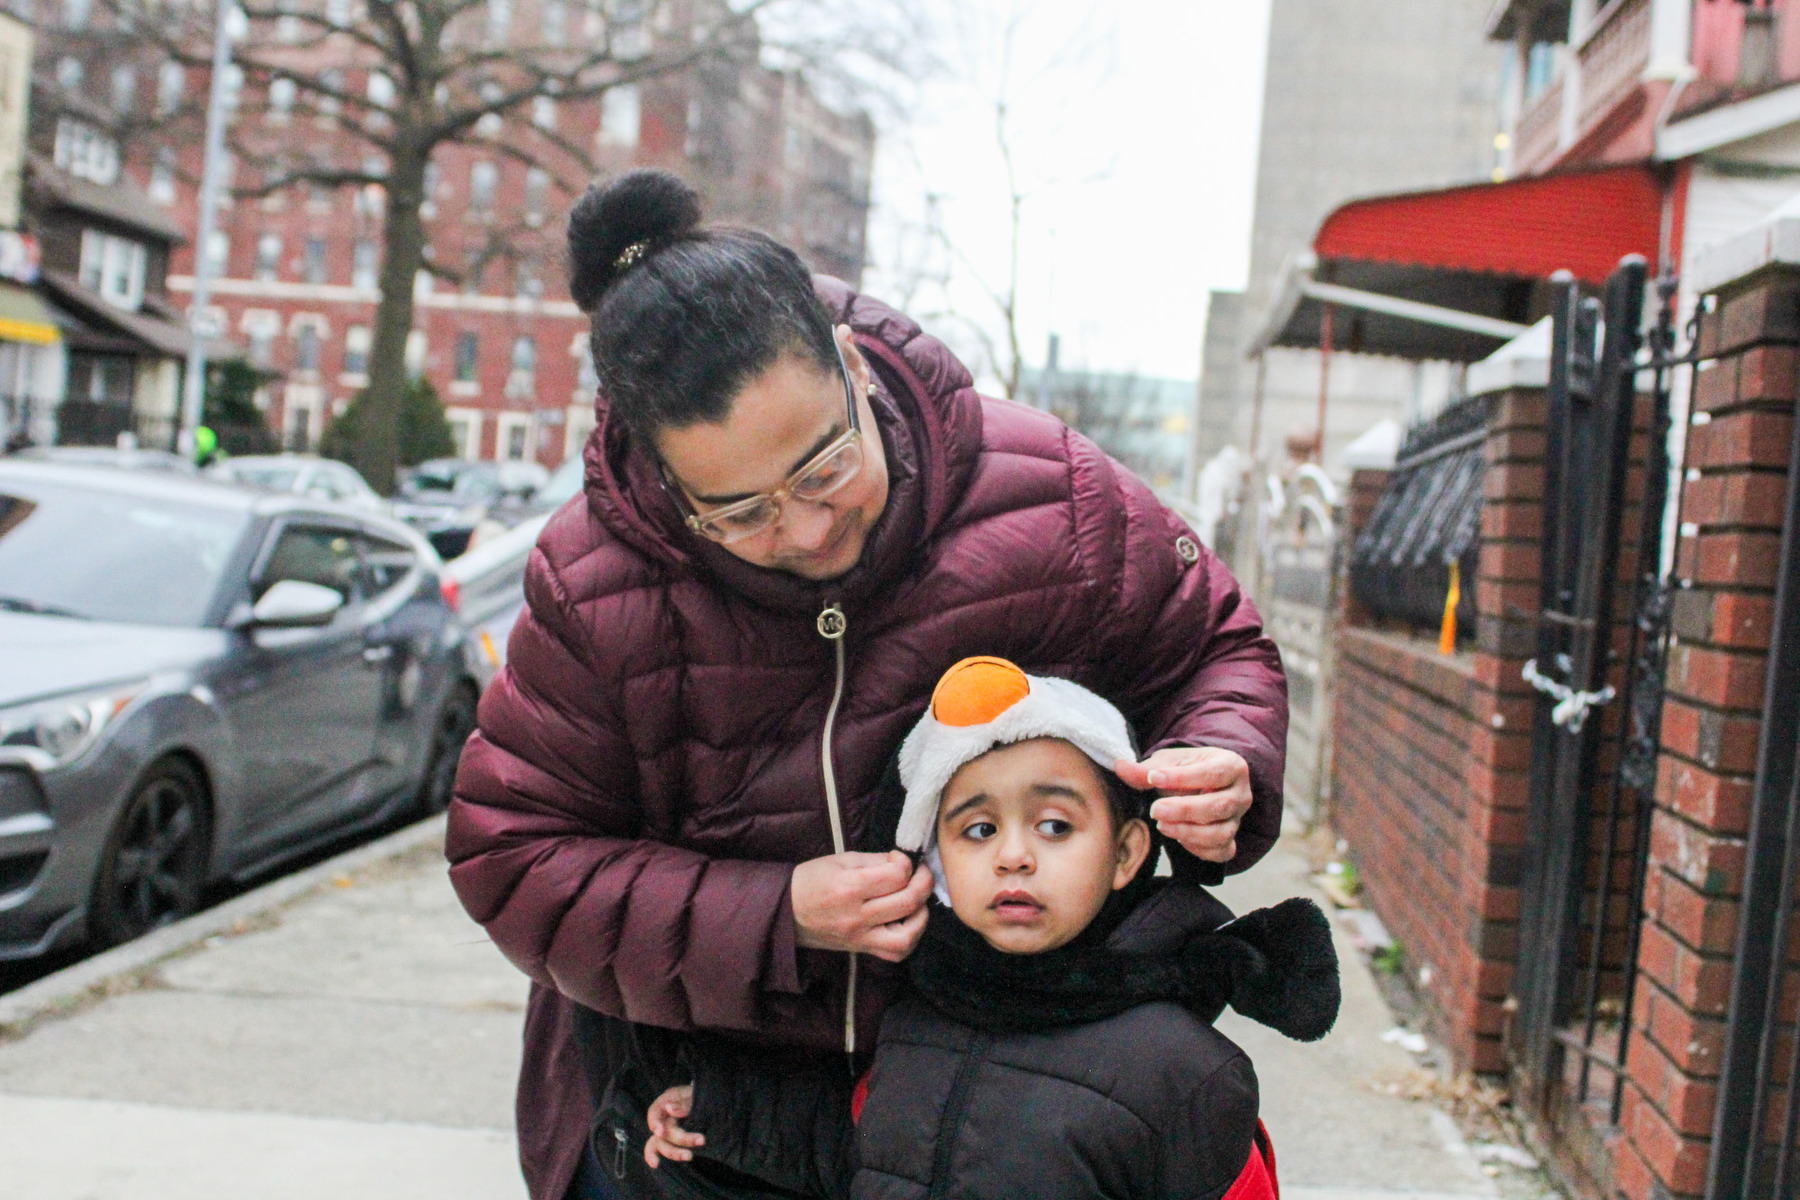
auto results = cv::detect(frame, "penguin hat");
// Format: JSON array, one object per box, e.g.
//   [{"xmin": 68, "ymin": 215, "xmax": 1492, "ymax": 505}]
[{"xmin": 896, "ymin": 657, "xmax": 1140, "ymax": 898}]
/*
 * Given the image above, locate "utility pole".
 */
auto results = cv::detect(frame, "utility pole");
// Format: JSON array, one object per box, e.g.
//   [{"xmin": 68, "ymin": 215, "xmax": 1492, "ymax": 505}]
[
  {"xmin": 177, "ymin": 0, "xmax": 234, "ymax": 457},
  {"xmin": 1034, "ymin": 332, "xmax": 1059, "ymax": 411}
]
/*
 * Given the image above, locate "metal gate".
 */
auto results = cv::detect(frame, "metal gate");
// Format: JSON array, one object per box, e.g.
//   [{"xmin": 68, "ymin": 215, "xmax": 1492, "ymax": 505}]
[
  {"xmin": 1706, "ymin": 328, "xmax": 1800, "ymax": 1199},
  {"xmin": 1510, "ymin": 257, "xmax": 1682, "ymax": 1159},
  {"xmin": 1262, "ymin": 468, "xmax": 1340, "ymax": 825}
]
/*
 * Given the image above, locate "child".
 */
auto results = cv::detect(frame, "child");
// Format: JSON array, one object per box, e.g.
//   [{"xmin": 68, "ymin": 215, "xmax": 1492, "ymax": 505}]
[{"xmin": 640, "ymin": 657, "xmax": 1339, "ymax": 1199}]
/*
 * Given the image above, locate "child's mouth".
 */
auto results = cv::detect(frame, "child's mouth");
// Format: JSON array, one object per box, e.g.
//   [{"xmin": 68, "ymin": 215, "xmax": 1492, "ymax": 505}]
[{"xmin": 990, "ymin": 890, "xmax": 1044, "ymax": 923}]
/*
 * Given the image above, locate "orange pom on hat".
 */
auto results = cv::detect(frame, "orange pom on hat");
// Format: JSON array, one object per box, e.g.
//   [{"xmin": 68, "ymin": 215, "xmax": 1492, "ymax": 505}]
[{"xmin": 930, "ymin": 657, "xmax": 1031, "ymax": 727}]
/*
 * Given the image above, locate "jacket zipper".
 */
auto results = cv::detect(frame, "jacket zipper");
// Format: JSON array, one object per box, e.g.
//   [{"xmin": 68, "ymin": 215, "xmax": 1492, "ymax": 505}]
[
  {"xmin": 610, "ymin": 1125, "xmax": 628, "ymax": 1180},
  {"xmin": 816, "ymin": 600, "xmax": 856, "ymax": 1055},
  {"xmin": 926, "ymin": 1031, "xmax": 990, "ymax": 1199}
]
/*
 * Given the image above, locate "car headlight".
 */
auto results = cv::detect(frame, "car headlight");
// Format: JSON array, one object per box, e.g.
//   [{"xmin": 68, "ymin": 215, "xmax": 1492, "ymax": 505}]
[{"xmin": 0, "ymin": 683, "xmax": 146, "ymax": 768}]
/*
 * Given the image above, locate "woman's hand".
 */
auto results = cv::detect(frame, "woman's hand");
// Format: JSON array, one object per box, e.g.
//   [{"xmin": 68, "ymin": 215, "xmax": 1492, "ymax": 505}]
[
  {"xmin": 645, "ymin": 1084, "xmax": 702, "ymax": 1168},
  {"xmin": 791, "ymin": 849, "xmax": 932, "ymax": 962},
  {"xmin": 1114, "ymin": 746, "xmax": 1254, "ymax": 864}
]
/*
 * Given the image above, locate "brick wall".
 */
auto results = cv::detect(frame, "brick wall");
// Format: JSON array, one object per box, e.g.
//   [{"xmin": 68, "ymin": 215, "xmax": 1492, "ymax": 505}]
[
  {"xmin": 1331, "ymin": 390, "xmax": 1548, "ymax": 1074},
  {"xmin": 1612, "ymin": 266, "xmax": 1799, "ymax": 1200}
]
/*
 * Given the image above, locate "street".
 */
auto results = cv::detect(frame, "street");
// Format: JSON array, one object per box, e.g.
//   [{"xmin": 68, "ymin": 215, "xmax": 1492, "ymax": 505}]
[{"xmin": 0, "ymin": 815, "xmax": 1553, "ymax": 1200}]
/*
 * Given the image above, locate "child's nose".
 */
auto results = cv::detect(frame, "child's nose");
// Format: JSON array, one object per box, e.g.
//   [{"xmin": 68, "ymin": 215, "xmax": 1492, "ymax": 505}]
[{"xmin": 995, "ymin": 829, "xmax": 1034, "ymax": 872}]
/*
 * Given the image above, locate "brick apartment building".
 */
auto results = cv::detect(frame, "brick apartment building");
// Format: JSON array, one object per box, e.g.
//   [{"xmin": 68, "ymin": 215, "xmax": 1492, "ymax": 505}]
[{"xmin": 26, "ymin": 0, "xmax": 872, "ymax": 469}]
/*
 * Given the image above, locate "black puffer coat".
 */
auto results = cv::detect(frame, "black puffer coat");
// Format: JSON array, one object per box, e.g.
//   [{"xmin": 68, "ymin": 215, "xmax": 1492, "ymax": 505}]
[{"xmin": 652, "ymin": 885, "xmax": 1339, "ymax": 1200}]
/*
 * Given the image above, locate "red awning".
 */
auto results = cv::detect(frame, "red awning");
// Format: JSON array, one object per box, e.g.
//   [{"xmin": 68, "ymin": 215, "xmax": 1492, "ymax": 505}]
[
  {"xmin": 1251, "ymin": 163, "xmax": 1680, "ymax": 361},
  {"xmin": 1314, "ymin": 163, "xmax": 1670, "ymax": 287}
]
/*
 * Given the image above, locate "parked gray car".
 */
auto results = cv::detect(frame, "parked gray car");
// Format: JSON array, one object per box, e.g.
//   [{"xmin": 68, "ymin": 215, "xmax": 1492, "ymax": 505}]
[{"xmin": 0, "ymin": 462, "xmax": 478, "ymax": 958}]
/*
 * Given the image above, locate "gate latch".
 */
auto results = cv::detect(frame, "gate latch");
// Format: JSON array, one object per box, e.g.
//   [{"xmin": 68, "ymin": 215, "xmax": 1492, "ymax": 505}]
[{"xmin": 1521, "ymin": 658, "xmax": 1615, "ymax": 734}]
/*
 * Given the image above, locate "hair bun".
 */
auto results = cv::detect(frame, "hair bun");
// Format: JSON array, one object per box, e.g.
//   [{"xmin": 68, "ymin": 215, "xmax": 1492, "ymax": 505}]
[{"xmin": 568, "ymin": 169, "xmax": 703, "ymax": 310}]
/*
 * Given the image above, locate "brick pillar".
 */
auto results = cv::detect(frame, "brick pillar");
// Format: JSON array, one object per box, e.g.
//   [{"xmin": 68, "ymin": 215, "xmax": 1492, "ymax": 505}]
[
  {"xmin": 1340, "ymin": 467, "xmax": 1390, "ymax": 628},
  {"xmin": 1327, "ymin": 387, "xmax": 1547, "ymax": 1075},
  {"xmin": 1612, "ymin": 266, "xmax": 1799, "ymax": 1200}
]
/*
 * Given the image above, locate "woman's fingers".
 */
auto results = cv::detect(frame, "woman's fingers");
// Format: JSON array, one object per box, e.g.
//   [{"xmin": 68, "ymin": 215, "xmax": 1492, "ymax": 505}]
[
  {"xmin": 862, "ymin": 901, "xmax": 929, "ymax": 962},
  {"xmin": 857, "ymin": 861, "xmax": 933, "ymax": 927}
]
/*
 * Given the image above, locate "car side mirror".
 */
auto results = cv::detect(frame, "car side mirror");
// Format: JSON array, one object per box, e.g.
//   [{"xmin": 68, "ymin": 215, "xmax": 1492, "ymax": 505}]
[{"xmin": 247, "ymin": 580, "xmax": 344, "ymax": 628}]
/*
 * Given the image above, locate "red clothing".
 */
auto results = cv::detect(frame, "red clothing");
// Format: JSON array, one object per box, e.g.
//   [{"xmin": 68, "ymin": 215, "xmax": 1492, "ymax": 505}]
[{"xmin": 447, "ymin": 277, "xmax": 1289, "ymax": 1199}]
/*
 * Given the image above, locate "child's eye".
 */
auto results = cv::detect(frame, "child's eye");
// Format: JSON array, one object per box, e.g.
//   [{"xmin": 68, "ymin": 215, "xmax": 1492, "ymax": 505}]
[
  {"xmin": 1036, "ymin": 819, "xmax": 1072, "ymax": 837},
  {"xmin": 963, "ymin": 822, "xmax": 997, "ymax": 842}
]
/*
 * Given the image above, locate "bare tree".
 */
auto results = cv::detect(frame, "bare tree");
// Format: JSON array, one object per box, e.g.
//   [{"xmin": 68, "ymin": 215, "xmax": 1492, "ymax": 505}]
[
  {"xmin": 864, "ymin": 0, "xmax": 1113, "ymax": 401},
  {"xmin": 39, "ymin": 0, "xmax": 898, "ymax": 489}
]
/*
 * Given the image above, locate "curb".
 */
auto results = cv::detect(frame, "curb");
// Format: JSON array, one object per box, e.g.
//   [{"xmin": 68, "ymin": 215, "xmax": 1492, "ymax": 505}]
[{"xmin": 0, "ymin": 813, "xmax": 449, "ymax": 1036}]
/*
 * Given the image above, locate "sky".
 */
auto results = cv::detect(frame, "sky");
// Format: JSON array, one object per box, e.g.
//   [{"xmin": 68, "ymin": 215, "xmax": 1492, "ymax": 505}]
[{"xmin": 859, "ymin": 0, "xmax": 1274, "ymax": 391}]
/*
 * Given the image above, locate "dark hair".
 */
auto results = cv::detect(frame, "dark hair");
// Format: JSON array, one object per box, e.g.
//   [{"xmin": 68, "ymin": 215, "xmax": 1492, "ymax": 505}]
[
  {"xmin": 567, "ymin": 169, "xmax": 841, "ymax": 443},
  {"xmin": 1101, "ymin": 770, "xmax": 1150, "ymax": 834}
]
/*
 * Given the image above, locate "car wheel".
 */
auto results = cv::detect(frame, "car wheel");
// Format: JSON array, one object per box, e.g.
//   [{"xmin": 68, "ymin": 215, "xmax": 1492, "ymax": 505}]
[
  {"xmin": 418, "ymin": 681, "xmax": 478, "ymax": 815},
  {"xmin": 90, "ymin": 758, "xmax": 211, "ymax": 948}
]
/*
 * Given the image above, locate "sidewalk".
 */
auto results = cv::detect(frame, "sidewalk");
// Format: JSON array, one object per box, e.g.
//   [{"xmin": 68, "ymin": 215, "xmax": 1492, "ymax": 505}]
[{"xmin": 0, "ymin": 819, "xmax": 1510, "ymax": 1199}]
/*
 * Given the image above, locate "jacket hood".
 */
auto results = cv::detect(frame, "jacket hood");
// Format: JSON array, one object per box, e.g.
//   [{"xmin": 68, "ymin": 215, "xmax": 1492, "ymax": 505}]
[{"xmin": 577, "ymin": 276, "xmax": 985, "ymax": 617}]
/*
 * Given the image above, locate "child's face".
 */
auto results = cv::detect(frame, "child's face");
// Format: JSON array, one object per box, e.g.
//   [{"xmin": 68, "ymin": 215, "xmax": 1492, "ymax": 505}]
[{"xmin": 935, "ymin": 738, "xmax": 1151, "ymax": 955}]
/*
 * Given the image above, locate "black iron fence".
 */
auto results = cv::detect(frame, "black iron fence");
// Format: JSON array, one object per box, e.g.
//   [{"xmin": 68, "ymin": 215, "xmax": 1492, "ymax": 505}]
[{"xmin": 1346, "ymin": 393, "xmax": 1489, "ymax": 634}]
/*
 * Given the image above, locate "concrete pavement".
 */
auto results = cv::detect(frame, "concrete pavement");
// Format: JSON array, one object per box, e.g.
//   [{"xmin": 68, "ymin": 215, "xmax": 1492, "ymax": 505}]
[{"xmin": 0, "ymin": 817, "xmax": 1534, "ymax": 1199}]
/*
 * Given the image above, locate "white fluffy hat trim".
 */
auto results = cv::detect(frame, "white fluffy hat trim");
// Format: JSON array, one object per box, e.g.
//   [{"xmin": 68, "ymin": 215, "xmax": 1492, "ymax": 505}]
[{"xmin": 896, "ymin": 661, "xmax": 1136, "ymax": 859}]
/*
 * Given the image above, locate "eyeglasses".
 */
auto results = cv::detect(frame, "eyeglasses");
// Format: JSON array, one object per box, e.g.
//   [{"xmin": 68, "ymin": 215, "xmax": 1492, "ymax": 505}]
[{"xmin": 665, "ymin": 344, "xmax": 864, "ymax": 545}]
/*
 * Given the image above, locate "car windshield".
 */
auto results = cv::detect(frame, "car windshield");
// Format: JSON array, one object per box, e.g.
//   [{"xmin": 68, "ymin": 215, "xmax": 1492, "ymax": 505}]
[
  {"xmin": 405, "ymin": 464, "xmax": 498, "ymax": 500},
  {"xmin": 0, "ymin": 482, "xmax": 247, "ymax": 626},
  {"xmin": 227, "ymin": 464, "xmax": 302, "ymax": 491}
]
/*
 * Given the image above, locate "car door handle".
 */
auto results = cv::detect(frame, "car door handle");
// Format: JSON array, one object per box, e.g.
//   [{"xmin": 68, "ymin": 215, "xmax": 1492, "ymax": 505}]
[{"xmin": 362, "ymin": 645, "xmax": 394, "ymax": 664}]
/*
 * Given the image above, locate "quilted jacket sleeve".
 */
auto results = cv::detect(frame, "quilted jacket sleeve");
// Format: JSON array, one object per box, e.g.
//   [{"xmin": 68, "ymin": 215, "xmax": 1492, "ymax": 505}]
[
  {"xmin": 445, "ymin": 545, "xmax": 806, "ymax": 1033},
  {"xmin": 1090, "ymin": 448, "xmax": 1289, "ymax": 880}
]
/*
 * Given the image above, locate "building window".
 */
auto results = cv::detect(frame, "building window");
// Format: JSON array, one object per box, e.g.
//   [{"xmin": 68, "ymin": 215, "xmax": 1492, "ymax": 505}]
[
  {"xmin": 514, "ymin": 257, "xmax": 543, "ymax": 299},
  {"xmin": 222, "ymin": 63, "xmax": 243, "ymax": 111},
  {"xmin": 64, "ymin": 0, "xmax": 90, "ymax": 27},
  {"xmin": 318, "ymin": 68, "xmax": 343, "ymax": 118},
  {"xmin": 455, "ymin": 332, "xmax": 479, "ymax": 383},
  {"xmin": 469, "ymin": 160, "xmax": 497, "ymax": 211},
  {"xmin": 295, "ymin": 324, "xmax": 321, "ymax": 372},
  {"xmin": 1525, "ymin": 42, "xmax": 1557, "ymax": 101},
  {"xmin": 525, "ymin": 167, "xmax": 550, "ymax": 220},
  {"xmin": 342, "ymin": 325, "xmax": 370, "ymax": 375},
  {"xmin": 501, "ymin": 414, "xmax": 530, "ymax": 461},
  {"xmin": 269, "ymin": 76, "xmax": 296, "ymax": 120},
  {"xmin": 325, "ymin": 0, "xmax": 350, "ymax": 26},
  {"xmin": 532, "ymin": 95, "xmax": 556, "ymax": 130},
  {"xmin": 485, "ymin": 0, "xmax": 511, "ymax": 41},
  {"xmin": 599, "ymin": 85, "xmax": 640, "ymax": 148},
  {"xmin": 110, "ymin": 65, "xmax": 136, "ymax": 114},
  {"xmin": 244, "ymin": 311, "xmax": 279, "ymax": 367},
  {"xmin": 78, "ymin": 229, "xmax": 148, "ymax": 310},
  {"xmin": 255, "ymin": 234, "xmax": 282, "ymax": 281},
  {"xmin": 352, "ymin": 240, "xmax": 377, "ymax": 289},
  {"xmin": 149, "ymin": 147, "xmax": 177, "ymax": 204},
  {"xmin": 205, "ymin": 231, "xmax": 230, "ymax": 275},
  {"xmin": 367, "ymin": 71, "xmax": 394, "ymax": 109},
  {"xmin": 157, "ymin": 60, "xmax": 185, "ymax": 116},
  {"xmin": 404, "ymin": 330, "xmax": 427, "ymax": 379},
  {"xmin": 55, "ymin": 56, "xmax": 81, "ymax": 92},
  {"xmin": 543, "ymin": 0, "xmax": 565, "ymax": 45},
  {"xmin": 303, "ymin": 237, "xmax": 327, "ymax": 284},
  {"xmin": 53, "ymin": 118, "xmax": 119, "ymax": 185},
  {"xmin": 511, "ymin": 335, "xmax": 536, "ymax": 374}
]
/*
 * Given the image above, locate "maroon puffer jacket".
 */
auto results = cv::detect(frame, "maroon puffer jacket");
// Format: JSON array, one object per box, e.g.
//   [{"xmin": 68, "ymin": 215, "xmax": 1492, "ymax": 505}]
[{"xmin": 446, "ymin": 278, "xmax": 1288, "ymax": 1200}]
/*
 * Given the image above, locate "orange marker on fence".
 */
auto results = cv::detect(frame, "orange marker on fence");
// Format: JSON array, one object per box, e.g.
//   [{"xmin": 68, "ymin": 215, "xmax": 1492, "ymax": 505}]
[{"xmin": 1438, "ymin": 560, "xmax": 1461, "ymax": 656}]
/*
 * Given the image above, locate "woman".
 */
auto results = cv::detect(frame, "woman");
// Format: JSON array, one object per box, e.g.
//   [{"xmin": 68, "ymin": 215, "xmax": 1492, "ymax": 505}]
[{"xmin": 446, "ymin": 170, "xmax": 1288, "ymax": 1200}]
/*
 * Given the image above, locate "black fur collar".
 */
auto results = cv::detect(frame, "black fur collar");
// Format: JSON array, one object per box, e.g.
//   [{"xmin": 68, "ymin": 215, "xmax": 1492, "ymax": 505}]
[{"xmin": 906, "ymin": 883, "xmax": 1340, "ymax": 1042}]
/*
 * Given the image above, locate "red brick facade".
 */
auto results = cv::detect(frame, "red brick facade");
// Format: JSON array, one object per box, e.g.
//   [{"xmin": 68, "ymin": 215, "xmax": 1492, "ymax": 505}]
[
  {"xmin": 32, "ymin": 0, "xmax": 874, "ymax": 468},
  {"xmin": 1611, "ymin": 266, "xmax": 1798, "ymax": 1200}
]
